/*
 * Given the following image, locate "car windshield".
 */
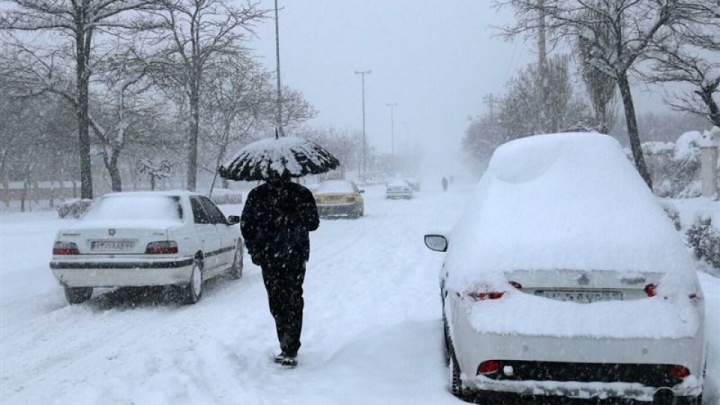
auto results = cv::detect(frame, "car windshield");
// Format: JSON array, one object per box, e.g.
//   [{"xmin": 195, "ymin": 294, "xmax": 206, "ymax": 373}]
[
  {"xmin": 82, "ymin": 195, "xmax": 183, "ymax": 222},
  {"xmin": 315, "ymin": 181, "xmax": 354, "ymax": 194}
]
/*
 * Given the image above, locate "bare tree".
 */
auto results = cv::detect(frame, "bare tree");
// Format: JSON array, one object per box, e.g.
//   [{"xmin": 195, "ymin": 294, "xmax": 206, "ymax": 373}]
[
  {"xmin": 575, "ymin": 7, "xmax": 617, "ymax": 133},
  {"xmin": 200, "ymin": 53, "xmax": 270, "ymax": 192},
  {"xmin": 494, "ymin": 0, "xmax": 710, "ymax": 189},
  {"xmin": 88, "ymin": 53, "xmax": 165, "ymax": 192},
  {"xmin": 645, "ymin": 22, "xmax": 720, "ymax": 127},
  {"xmin": 0, "ymin": 0, "xmax": 160, "ymax": 199},
  {"xmin": 497, "ymin": 55, "xmax": 588, "ymax": 138},
  {"xmin": 146, "ymin": 0, "xmax": 267, "ymax": 191}
]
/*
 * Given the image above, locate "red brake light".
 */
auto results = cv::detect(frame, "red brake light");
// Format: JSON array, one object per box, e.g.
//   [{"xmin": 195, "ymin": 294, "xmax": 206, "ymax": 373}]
[
  {"xmin": 477, "ymin": 360, "xmax": 501, "ymax": 375},
  {"xmin": 644, "ymin": 283, "xmax": 657, "ymax": 297},
  {"xmin": 53, "ymin": 242, "xmax": 80, "ymax": 255},
  {"xmin": 468, "ymin": 291, "xmax": 505, "ymax": 300},
  {"xmin": 145, "ymin": 241, "xmax": 178, "ymax": 254},
  {"xmin": 509, "ymin": 281, "xmax": 522, "ymax": 289},
  {"xmin": 667, "ymin": 364, "xmax": 690, "ymax": 379}
]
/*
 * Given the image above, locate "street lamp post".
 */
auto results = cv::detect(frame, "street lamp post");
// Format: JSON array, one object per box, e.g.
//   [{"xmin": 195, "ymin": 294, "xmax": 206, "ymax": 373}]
[
  {"xmin": 386, "ymin": 103, "xmax": 398, "ymax": 158},
  {"xmin": 355, "ymin": 70, "xmax": 371, "ymax": 180},
  {"xmin": 274, "ymin": 0, "xmax": 283, "ymax": 136}
]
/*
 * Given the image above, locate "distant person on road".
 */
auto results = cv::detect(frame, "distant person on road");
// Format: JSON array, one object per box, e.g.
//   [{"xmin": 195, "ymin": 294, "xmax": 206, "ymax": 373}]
[
  {"xmin": 441, "ymin": 177, "xmax": 448, "ymax": 191},
  {"xmin": 240, "ymin": 171, "xmax": 320, "ymax": 368}
]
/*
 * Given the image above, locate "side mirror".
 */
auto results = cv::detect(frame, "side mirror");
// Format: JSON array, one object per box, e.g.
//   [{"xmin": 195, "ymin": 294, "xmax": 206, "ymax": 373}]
[
  {"xmin": 227, "ymin": 215, "xmax": 240, "ymax": 225},
  {"xmin": 424, "ymin": 234, "xmax": 448, "ymax": 252}
]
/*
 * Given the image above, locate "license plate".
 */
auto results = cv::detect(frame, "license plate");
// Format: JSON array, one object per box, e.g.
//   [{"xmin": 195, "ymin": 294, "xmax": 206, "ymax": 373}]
[
  {"xmin": 535, "ymin": 289, "xmax": 623, "ymax": 303},
  {"xmin": 90, "ymin": 240, "xmax": 134, "ymax": 251}
]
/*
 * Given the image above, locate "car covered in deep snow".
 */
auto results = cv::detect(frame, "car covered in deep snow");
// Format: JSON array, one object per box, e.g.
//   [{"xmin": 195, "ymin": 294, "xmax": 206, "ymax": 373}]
[
  {"xmin": 424, "ymin": 133, "xmax": 706, "ymax": 404},
  {"xmin": 314, "ymin": 180, "xmax": 364, "ymax": 218},
  {"xmin": 50, "ymin": 190, "xmax": 243, "ymax": 305}
]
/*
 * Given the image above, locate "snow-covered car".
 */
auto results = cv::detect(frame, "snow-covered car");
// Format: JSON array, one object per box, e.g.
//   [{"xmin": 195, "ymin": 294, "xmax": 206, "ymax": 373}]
[
  {"xmin": 386, "ymin": 179, "xmax": 413, "ymax": 199},
  {"xmin": 424, "ymin": 133, "xmax": 706, "ymax": 404},
  {"xmin": 314, "ymin": 180, "xmax": 364, "ymax": 218},
  {"xmin": 50, "ymin": 190, "xmax": 243, "ymax": 305}
]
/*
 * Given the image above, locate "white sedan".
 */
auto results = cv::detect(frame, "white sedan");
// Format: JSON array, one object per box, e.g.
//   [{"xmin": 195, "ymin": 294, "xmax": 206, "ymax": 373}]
[
  {"xmin": 386, "ymin": 179, "xmax": 413, "ymax": 199},
  {"xmin": 425, "ymin": 133, "xmax": 706, "ymax": 404},
  {"xmin": 50, "ymin": 190, "xmax": 243, "ymax": 305}
]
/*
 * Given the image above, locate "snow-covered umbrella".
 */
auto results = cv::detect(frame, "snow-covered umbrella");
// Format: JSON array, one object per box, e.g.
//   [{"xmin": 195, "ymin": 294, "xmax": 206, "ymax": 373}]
[{"xmin": 219, "ymin": 134, "xmax": 340, "ymax": 181}]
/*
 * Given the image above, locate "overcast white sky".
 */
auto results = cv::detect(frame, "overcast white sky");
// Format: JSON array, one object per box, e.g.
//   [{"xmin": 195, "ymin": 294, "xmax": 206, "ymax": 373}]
[
  {"xmin": 250, "ymin": 1, "xmax": 533, "ymax": 161},
  {"xmin": 248, "ymin": 0, "xmax": 671, "ymax": 178}
]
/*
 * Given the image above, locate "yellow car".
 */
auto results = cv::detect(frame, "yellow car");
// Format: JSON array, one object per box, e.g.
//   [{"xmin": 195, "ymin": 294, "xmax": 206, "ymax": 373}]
[{"xmin": 314, "ymin": 180, "xmax": 364, "ymax": 219}]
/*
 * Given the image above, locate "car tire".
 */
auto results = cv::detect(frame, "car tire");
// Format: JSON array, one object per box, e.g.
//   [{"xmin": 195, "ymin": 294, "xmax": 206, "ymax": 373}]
[
  {"xmin": 443, "ymin": 317, "xmax": 451, "ymax": 367},
  {"xmin": 227, "ymin": 242, "xmax": 244, "ymax": 280},
  {"xmin": 446, "ymin": 334, "xmax": 465, "ymax": 399},
  {"xmin": 64, "ymin": 287, "xmax": 93, "ymax": 304},
  {"xmin": 183, "ymin": 259, "xmax": 203, "ymax": 304},
  {"xmin": 450, "ymin": 348, "xmax": 465, "ymax": 399}
]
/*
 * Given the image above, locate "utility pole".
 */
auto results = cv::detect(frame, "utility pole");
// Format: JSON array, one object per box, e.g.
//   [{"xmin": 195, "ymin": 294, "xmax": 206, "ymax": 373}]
[
  {"xmin": 274, "ymin": 0, "xmax": 283, "ymax": 136},
  {"xmin": 355, "ymin": 70, "xmax": 371, "ymax": 179},
  {"xmin": 483, "ymin": 94, "xmax": 497, "ymax": 119},
  {"xmin": 386, "ymin": 103, "xmax": 398, "ymax": 158},
  {"xmin": 538, "ymin": 0, "xmax": 548, "ymax": 133}
]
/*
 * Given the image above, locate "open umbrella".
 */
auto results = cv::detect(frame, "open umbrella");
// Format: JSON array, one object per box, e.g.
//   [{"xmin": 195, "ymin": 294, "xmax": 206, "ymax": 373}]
[{"xmin": 219, "ymin": 134, "xmax": 340, "ymax": 181}]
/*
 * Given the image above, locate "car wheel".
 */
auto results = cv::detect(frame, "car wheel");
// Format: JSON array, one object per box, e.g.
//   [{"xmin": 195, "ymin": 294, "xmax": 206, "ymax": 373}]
[
  {"xmin": 227, "ymin": 242, "xmax": 244, "ymax": 280},
  {"xmin": 64, "ymin": 287, "xmax": 93, "ymax": 304},
  {"xmin": 183, "ymin": 259, "xmax": 203, "ymax": 304}
]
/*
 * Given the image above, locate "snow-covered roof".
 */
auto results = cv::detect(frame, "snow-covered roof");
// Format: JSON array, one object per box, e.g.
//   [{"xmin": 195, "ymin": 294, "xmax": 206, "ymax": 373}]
[
  {"xmin": 315, "ymin": 180, "xmax": 355, "ymax": 194},
  {"xmin": 74, "ymin": 192, "xmax": 185, "ymax": 228},
  {"xmin": 445, "ymin": 132, "xmax": 697, "ymax": 291}
]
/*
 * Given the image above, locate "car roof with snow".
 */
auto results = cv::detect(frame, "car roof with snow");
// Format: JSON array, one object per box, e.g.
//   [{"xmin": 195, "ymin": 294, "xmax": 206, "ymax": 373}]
[
  {"xmin": 315, "ymin": 180, "xmax": 355, "ymax": 194},
  {"xmin": 387, "ymin": 179, "xmax": 410, "ymax": 186},
  {"xmin": 101, "ymin": 190, "xmax": 203, "ymax": 198},
  {"xmin": 444, "ymin": 132, "xmax": 697, "ymax": 279}
]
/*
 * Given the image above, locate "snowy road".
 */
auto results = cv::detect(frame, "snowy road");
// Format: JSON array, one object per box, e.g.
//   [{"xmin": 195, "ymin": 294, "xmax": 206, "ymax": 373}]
[{"xmin": 1, "ymin": 183, "xmax": 718, "ymax": 405}]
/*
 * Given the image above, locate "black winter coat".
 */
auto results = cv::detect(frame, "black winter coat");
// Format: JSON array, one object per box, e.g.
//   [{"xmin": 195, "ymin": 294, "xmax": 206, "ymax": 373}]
[{"xmin": 240, "ymin": 181, "xmax": 319, "ymax": 267}]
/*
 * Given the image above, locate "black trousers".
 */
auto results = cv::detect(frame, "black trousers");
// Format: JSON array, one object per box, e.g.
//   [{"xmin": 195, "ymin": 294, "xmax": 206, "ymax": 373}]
[{"xmin": 261, "ymin": 260, "xmax": 306, "ymax": 356}]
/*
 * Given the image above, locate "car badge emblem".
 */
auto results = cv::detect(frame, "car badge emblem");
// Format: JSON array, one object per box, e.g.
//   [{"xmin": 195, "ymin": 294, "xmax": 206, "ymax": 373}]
[
  {"xmin": 577, "ymin": 274, "xmax": 590, "ymax": 286},
  {"xmin": 109, "ymin": 229, "xmax": 116, "ymax": 236}
]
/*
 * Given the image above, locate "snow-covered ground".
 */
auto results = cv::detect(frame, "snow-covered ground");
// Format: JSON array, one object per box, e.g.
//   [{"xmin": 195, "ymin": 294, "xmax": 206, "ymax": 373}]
[{"xmin": 1, "ymin": 182, "xmax": 718, "ymax": 405}]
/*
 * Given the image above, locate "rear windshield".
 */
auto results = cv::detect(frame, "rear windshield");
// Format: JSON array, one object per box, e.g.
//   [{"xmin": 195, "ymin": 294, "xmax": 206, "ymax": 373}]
[
  {"xmin": 315, "ymin": 181, "xmax": 354, "ymax": 194},
  {"xmin": 82, "ymin": 195, "xmax": 183, "ymax": 222}
]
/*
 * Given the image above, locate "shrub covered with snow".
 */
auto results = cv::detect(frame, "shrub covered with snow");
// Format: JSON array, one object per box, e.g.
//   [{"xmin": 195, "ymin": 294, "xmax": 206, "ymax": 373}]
[
  {"xmin": 56, "ymin": 199, "xmax": 93, "ymax": 218},
  {"xmin": 686, "ymin": 217, "xmax": 720, "ymax": 275},
  {"xmin": 637, "ymin": 131, "xmax": 703, "ymax": 198}
]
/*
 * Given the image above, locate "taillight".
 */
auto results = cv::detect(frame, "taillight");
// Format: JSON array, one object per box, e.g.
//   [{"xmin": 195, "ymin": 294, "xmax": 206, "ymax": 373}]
[
  {"xmin": 468, "ymin": 291, "xmax": 505, "ymax": 300},
  {"xmin": 145, "ymin": 241, "xmax": 178, "ymax": 254},
  {"xmin": 53, "ymin": 242, "xmax": 80, "ymax": 255},
  {"xmin": 667, "ymin": 364, "xmax": 690, "ymax": 379},
  {"xmin": 644, "ymin": 283, "xmax": 657, "ymax": 297},
  {"xmin": 477, "ymin": 360, "xmax": 501, "ymax": 375},
  {"xmin": 509, "ymin": 281, "xmax": 522, "ymax": 289}
]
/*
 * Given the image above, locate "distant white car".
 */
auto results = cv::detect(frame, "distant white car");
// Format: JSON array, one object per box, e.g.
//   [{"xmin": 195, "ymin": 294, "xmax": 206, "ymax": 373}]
[
  {"xmin": 425, "ymin": 133, "xmax": 706, "ymax": 404},
  {"xmin": 50, "ymin": 191, "xmax": 243, "ymax": 305},
  {"xmin": 314, "ymin": 180, "xmax": 364, "ymax": 218},
  {"xmin": 386, "ymin": 179, "xmax": 413, "ymax": 199}
]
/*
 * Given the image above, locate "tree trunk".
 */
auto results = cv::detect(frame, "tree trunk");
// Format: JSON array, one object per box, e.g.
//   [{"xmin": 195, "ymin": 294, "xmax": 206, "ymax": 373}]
[
  {"xmin": 76, "ymin": 23, "xmax": 94, "ymax": 199},
  {"xmin": 186, "ymin": 81, "xmax": 200, "ymax": 191},
  {"xmin": 617, "ymin": 73, "xmax": 653, "ymax": 190},
  {"xmin": 699, "ymin": 88, "xmax": 720, "ymax": 127},
  {"xmin": 108, "ymin": 149, "xmax": 122, "ymax": 192}
]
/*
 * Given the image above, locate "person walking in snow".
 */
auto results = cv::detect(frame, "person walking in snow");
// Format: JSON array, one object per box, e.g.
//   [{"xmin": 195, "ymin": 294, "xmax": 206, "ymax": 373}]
[
  {"xmin": 441, "ymin": 176, "xmax": 448, "ymax": 191},
  {"xmin": 240, "ymin": 171, "xmax": 319, "ymax": 367}
]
